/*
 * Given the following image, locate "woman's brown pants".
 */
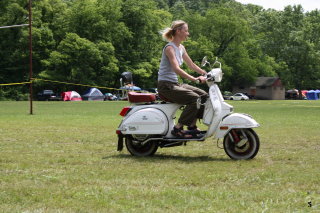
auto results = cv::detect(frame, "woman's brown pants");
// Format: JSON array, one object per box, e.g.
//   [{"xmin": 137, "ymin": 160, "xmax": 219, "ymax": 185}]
[{"xmin": 157, "ymin": 81, "xmax": 208, "ymax": 126}]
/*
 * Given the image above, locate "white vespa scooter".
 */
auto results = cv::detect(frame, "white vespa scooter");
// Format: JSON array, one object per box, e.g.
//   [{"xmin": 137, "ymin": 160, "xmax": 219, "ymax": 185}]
[{"xmin": 116, "ymin": 57, "xmax": 260, "ymax": 160}]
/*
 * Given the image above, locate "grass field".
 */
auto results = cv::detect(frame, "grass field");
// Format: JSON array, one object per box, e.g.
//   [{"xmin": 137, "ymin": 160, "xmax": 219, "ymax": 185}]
[{"xmin": 0, "ymin": 100, "xmax": 320, "ymax": 212}]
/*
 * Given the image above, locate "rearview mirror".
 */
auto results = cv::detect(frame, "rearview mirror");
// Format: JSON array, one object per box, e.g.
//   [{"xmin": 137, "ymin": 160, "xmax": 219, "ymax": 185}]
[{"xmin": 201, "ymin": 56, "xmax": 208, "ymax": 67}]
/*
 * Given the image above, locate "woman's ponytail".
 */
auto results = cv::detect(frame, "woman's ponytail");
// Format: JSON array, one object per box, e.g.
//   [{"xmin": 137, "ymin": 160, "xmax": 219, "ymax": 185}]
[{"xmin": 160, "ymin": 20, "xmax": 187, "ymax": 42}]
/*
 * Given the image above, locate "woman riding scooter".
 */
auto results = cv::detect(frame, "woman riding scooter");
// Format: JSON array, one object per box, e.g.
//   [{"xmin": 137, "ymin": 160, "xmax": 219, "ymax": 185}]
[{"xmin": 157, "ymin": 20, "xmax": 208, "ymax": 139}]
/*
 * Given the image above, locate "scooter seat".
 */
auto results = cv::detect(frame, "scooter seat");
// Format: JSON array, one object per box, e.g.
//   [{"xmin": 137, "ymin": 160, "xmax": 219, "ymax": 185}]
[{"xmin": 128, "ymin": 92, "xmax": 156, "ymax": 103}]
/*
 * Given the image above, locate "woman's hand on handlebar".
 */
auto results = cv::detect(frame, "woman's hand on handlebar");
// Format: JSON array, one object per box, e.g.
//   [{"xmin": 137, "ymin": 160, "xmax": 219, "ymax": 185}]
[{"xmin": 197, "ymin": 76, "xmax": 206, "ymax": 84}]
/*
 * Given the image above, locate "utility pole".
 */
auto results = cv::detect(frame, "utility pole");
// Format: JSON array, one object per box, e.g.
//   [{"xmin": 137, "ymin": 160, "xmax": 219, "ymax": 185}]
[{"xmin": 28, "ymin": 0, "xmax": 33, "ymax": 115}]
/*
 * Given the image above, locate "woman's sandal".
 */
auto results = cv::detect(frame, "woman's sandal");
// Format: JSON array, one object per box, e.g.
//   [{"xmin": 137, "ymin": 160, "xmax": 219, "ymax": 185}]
[{"xmin": 171, "ymin": 126, "xmax": 193, "ymax": 139}]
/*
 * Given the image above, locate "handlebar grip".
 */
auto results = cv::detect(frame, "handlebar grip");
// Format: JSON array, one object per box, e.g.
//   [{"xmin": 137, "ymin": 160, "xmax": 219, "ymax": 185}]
[{"xmin": 206, "ymin": 73, "xmax": 215, "ymax": 82}]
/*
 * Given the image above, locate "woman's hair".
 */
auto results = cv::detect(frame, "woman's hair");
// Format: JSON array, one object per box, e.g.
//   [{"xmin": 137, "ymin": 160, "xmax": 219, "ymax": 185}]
[{"xmin": 160, "ymin": 20, "xmax": 187, "ymax": 42}]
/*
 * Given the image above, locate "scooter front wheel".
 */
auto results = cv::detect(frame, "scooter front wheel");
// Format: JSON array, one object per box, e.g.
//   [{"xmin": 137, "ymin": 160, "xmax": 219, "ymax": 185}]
[
  {"xmin": 125, "ymin": 135, "xmax": 159, "ymax": 157},
  {"xmin": 223, "ymin": 128, "xmax": 260, "ymax": 160}
]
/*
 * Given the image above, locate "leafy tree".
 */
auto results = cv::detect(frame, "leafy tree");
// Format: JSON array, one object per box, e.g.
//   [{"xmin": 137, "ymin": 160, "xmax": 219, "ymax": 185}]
[
  {"xmin": 254, "ymin": 5, "xmax": 320, "ymax": 91},
  {"xmin": 120, "ymin": 0, "xmax": 171, "ymax": 87},
  {"xmin": 169, "ymin": 1, "xmax": 189, "ymax": 19},
  {"xmin": 40, "ymin": 33, "xmax": 118, "ymax": 92},
  {"xmin": 32, "ymin": 0, "xmax": 68, "ymax": 43},
  {"xmin": 0, "ymin": 0, "xmax": 30, "ymax": 100},
  {"xmin": 0, "ymin": 0, "xmax": 29, "ymax": 83},
  {"xmin": 200, "ymin": 5, "xmax": 261, "ymax": 90},
  {"xmin": 1, "ymin": 0, "xmax": 320, "ymax": 99},
  {"xmin": 202, "ymin": 6, "xmax": 250, "ymax": 57},
  {"xmin": 66, "ymin": 0, "xmax": 125, "ymax": 42},
  {"xmin": 304, "ymin": 10, "xmax": 320, "ymax": 51}
]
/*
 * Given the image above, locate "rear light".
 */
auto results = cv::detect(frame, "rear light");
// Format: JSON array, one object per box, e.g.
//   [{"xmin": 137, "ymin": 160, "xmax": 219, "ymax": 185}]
[{"xmin": 119, "ymin": 106, "xmax": 132, "ymax": 116}]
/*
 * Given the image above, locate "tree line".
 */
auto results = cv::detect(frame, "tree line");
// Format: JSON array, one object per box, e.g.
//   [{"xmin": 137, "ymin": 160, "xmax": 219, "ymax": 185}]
[{"xmin": 0, "ymin": 0, "xmax": 319, "ymax": 100}]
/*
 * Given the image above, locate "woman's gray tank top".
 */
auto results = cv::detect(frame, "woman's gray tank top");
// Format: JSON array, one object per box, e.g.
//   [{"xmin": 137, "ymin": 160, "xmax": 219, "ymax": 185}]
[{"xmin": 158, "ymin": 42, "xmax": 184, "ymax": 83}]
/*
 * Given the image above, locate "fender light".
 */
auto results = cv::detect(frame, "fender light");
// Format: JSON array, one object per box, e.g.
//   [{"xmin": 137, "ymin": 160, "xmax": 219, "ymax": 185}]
[
  {"xmin": 119, "ymin": 106, "xmax": 132, "ymax": 116},
  {"xmin": 220, "ymin": 126, "xmax": 229, "ymax": 130}
]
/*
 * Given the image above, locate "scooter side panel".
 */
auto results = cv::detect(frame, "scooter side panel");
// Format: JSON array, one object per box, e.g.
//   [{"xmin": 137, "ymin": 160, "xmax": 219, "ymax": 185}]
[
  {"xmin": 119, "ymin": 108, "xmax": 169, "ymax": 135},
  {"xmin": 214, "ymin": 113, "xmax": 260, "ymax": 138}
]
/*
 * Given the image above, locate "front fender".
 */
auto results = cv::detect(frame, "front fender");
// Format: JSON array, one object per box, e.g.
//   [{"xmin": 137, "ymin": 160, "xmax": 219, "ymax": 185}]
[{"xmin": 214, "ymin": 113, "xmax": 260, "ymax": 139}]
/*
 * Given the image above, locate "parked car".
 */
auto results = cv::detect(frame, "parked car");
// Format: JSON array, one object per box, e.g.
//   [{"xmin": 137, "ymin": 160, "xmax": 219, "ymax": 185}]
[
  {"xmin": 223, "ymin": 91, "xmax": 232, "ymax": 100},
  {"xmin": 229, "ymin": 93, "xmax": 249, "ymax": 101},
  {"xmin": 243, "ymin": 92, "xmax": 255, "ymax": 99},
  {"xmin": 104, "ymin": 93, "xmax": 118, "ymax": 101},
  {"xmin": 37, "ymin": 90, "xmax": 60, "ymax": 101}
]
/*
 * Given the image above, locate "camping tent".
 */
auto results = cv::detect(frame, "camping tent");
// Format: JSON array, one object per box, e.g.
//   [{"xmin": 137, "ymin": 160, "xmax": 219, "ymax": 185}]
[
  {"xmin": 82, "ymin": 88, "xmax": 104, "ymax": 101},
  {"xmin": 120, "ymin": 85, "xmax": 141, "ymax": 91},
  {"xmin": 301, "ymin": 90, "xmax": 308, "ymax": 98},
  {"xmin": 306, "ymin": 90, "xmax": 319, "ymax": 100},
  {"xmin": 61, "ymin": 91, "xmax": 82, "ymax": 101},
  {"xmin": 316, "ymin": 90, "xmax": 320, "ymax": 99}
]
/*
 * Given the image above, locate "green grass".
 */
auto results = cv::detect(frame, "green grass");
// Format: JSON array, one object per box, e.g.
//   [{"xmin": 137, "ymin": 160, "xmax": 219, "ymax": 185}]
[{"xmin": 0, "ymin": 100, "xmax": 320, "ymax": 212}]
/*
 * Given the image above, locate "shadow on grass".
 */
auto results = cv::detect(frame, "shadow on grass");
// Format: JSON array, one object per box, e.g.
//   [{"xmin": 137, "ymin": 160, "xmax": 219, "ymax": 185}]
[{"xmin": 103, "ymin": 153, "xmax": 231, "ymax": 162}]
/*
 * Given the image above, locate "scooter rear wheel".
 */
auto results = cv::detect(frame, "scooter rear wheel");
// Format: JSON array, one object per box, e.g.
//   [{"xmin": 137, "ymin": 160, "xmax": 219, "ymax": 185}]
[
  {"xmin": 223, "ymin": 128, "xmax": 259, "ymax": 160},
  {"xmin": 125, "ymin": 135, "xmax": 159, "ymax": 157}
]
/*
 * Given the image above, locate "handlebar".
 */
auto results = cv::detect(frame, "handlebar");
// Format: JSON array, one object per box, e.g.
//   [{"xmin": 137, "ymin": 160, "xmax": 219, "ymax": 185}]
[
  {"xmin": 205, "ymin": 73, "xmax": 215, "ymax": 82},
  {"xmin": 201, "ymin": 57, "xmax": 222, "ymax": 82},
  {"xmin": 212, "ymin": 57, "xmax": 221, "ymax": 69}
]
